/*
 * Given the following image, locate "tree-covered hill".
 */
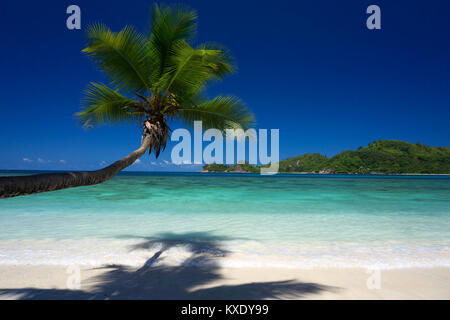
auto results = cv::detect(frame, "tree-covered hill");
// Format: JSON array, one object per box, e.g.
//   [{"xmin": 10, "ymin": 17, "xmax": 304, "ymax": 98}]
[
  {"xmin": 279, "ymin": 140, "xmax": 450, "ymax": 174},
  {"xmin": 202, "ymin": 140, "xmax": 450, "ymax": 174}
]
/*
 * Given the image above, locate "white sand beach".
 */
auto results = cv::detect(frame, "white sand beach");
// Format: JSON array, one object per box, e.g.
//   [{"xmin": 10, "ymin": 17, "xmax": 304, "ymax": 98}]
[{"xmin": 0, "ymin": 265, "xmax": 449, "ymax": 299}]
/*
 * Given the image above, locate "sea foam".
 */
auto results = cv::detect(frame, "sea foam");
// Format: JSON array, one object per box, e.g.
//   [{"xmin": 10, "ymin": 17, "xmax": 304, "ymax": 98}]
[{"xmin": 0, "ymin": 238, "xmax": 449, "ymax": 269}]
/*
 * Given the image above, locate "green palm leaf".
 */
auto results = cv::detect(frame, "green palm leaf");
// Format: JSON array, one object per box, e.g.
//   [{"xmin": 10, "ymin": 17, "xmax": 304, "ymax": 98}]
[
  {"xmin": 147, "ymin": 4, "xmax": 197, "ymax": 87},
  {"xmin": 177, "ymin": 96, "xmax": 255, "ymax": 130},
  {"xmin": 83, "ymin": 24, "xmax": 151, "ymax": 92},
  {"xmin": 195, "ymin": 42, "xmax": 235, "ymax": 79},
  {"xmin": 158, "ymin": 42, "xmax": 235, "ymax": 100},
  {"xmin": 77, "ymin": 83, "xmax": 144, "ymax": 128}
]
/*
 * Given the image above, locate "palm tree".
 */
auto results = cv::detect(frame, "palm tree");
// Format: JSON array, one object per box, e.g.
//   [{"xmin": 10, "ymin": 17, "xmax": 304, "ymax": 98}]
[{"xmin": 0, "ymin": 4, "xmax": 254, "ymax": 199}]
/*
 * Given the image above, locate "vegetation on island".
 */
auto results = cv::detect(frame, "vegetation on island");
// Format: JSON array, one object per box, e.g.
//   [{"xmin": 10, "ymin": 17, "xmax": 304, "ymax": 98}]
[
  {"xmin": 203, "ymin": 163, "xmax": 259, "ymax": 173},
  {"xmin": 203, "ymin": 140, "xmax": 450, "ymax": 174}
]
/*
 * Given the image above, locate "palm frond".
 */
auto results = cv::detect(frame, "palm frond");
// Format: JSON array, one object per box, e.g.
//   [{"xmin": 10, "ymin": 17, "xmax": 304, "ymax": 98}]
[
  {"xmin": 82, "ymin": 24, "xmax": 151, "ymax": 92},
  {"xmin": 77, "ymin": 83, "xmax": 144, "ymax": 128},
  {"xmin": 195, "ymin": 42, "xmax": 235, "ymax": 79},
  {"xmin": 147, "ymin": 4, "xmax": 197, "ymax": 87},
  {"xmin": 158, "ymin": 41, "xmax": 235, "ymax": 100},
  {"xmin": 177, "ymin": 96, "xmax": 255, "ymax": 131}
]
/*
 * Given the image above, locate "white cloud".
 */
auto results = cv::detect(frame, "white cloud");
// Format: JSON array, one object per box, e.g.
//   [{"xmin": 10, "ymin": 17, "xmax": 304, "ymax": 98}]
[
  {"xmin": 134, "ymin": 159, "xmax": 141, "ymax": 164},
  {"xmin": 99, "ymin": 161, "xmax": 107, "ymax": 166},
  {"xmin": 148, "ymin": 160, "xmax": 193, "ymax": 167},
  {"xmin": 23, "ymin": 157, "xmax": 61, "ymax": 164},
  {"xmin": 172, "ymin": 159, "xmax": 193, "ymax": 165}
]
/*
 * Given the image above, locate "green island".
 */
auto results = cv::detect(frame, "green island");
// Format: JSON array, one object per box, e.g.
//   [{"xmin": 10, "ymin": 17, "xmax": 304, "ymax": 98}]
[{"xmin": 202, "ymin": 140, "xmax": 450, "ymax": 174}]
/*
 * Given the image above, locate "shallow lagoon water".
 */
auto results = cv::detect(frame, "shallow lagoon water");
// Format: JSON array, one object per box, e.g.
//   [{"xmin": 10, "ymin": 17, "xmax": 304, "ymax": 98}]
[{"xmin": 1, "ymin": 171, "xmax": 449, "ymax": 268}]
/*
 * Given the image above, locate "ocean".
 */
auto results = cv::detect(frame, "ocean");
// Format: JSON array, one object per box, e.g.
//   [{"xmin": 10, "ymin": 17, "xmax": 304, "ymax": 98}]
[{"xmin": 0, "ymin": 171, "xmax": 449, "ymax": 269}]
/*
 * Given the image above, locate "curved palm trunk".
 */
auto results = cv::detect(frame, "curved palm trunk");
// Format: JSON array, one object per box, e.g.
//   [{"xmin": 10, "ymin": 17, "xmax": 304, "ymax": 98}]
[{"xmin": 0, "ymin": 134, "xmax": 152, "ymax": 199}]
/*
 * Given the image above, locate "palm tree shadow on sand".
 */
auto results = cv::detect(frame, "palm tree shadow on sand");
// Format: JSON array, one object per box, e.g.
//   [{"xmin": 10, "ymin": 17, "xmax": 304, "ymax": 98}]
[{"xmin": 0, "ymin": 232, "xmax": 338, "ymax": 299}]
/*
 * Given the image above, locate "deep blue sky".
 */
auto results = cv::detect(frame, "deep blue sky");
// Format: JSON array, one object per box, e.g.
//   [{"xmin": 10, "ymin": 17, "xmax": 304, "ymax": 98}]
[{"xmin": 1, "ymin": 0, "xmax": 449, "ymax": 171}]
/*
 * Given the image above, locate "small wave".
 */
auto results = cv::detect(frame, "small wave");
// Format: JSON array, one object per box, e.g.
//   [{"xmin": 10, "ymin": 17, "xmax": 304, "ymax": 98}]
[{"xmin": 0, "ymin": 239, "xmax": 449, "ymax": 270}]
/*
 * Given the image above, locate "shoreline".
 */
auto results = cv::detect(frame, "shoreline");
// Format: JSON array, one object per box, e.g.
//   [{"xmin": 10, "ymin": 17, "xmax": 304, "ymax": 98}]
[
  {"xmin": 1, "ymin": 238, "xmax": 448, "ymax": 270},
  {"xmin": 200, "ymin": 170, "xmax": 450, "ymax": 176},
  {"xmin": 1, "ymin": 169, "xmax": 449, "ymax": 176},
  {"xmin": 0, "ymin": 265, "xmax": 449, "ymax": 299}
]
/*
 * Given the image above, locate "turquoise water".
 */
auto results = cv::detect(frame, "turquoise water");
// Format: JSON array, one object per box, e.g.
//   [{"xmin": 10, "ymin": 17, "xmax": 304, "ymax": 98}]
[{"xmin": 1, "ymin": 171, "xmax": 449, "ymax": 268}]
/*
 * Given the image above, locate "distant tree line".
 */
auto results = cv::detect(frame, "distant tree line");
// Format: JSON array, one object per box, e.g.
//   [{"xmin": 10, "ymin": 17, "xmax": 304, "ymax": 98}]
[{"xmin": 202, "ymin": 140, "xmax": 450, "ymax": 174}]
